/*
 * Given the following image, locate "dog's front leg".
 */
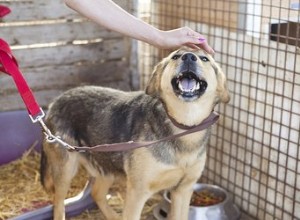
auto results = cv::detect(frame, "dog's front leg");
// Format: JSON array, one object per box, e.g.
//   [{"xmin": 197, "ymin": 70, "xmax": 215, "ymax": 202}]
[
  {"xmin": 122, "ymin": 181, "xmax": 152, "ymax": 220},
  {"xmin": 168, "ymin": 158, "xmax": 206, "ymax": 220},
  {"xmin": 168, "ymin": 185, "xmax": 194, "ymax": 220}
]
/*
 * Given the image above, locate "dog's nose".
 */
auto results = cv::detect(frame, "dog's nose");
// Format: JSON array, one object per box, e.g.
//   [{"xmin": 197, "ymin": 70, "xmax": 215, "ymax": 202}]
[{"xmin": 181, "ymin": 53, "xmax": 197, "ymax": 62}]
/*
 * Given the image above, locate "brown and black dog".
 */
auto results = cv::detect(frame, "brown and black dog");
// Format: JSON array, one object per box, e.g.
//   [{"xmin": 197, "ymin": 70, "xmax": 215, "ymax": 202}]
[{"xmin": 40, "ymin": 47, "xmax": 230, "ymax": 220}]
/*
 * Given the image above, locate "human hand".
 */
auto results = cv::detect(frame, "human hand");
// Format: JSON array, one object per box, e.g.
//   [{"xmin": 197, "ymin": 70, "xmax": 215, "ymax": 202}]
[{"xmin": 156, "ymin": 27, "xmax": 215, "ymax": 54}]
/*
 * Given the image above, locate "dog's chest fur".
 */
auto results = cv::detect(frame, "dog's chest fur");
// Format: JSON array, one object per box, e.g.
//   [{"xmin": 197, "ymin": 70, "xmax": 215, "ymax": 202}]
[{"xmin": 126, "ymin": 145, "xmax": 207, "ymax": 193}]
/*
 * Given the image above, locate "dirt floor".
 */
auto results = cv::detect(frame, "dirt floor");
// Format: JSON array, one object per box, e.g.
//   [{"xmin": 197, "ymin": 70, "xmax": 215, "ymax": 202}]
[{"xmin": 0, "ymin": 147, "xmax": 161, "ymax": 220}]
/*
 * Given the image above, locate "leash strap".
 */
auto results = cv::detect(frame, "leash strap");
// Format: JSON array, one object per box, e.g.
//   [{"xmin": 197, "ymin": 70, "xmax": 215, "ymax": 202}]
[
  {"xmin": 0, "ymin": 39, "xmax": 44, "ymax": 121},
  {"xmin": 73, "ymin": 111, "xmax": 219, "ymax": 152}
]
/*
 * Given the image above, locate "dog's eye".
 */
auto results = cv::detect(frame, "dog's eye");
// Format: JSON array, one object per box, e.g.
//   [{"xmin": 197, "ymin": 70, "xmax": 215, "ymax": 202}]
[
  {"xmin": 199, "ymin": 56, "xmax": 209, "ymax": 62},
  {"xmin": 172, "ymin": 54, "xmax": 181, "ymax": 60}
]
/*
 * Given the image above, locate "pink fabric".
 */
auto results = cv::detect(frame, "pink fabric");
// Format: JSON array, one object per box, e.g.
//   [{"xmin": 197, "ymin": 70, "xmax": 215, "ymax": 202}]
[{"xmin": 0, "ymin": 5, "xmax": 11, "ymax": 18}]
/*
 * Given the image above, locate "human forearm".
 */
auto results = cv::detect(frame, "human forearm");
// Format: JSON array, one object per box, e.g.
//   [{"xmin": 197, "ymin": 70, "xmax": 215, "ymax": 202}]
[
  {"xmin": 64, "ymin": 0, "xmax": 214, "ymax": 52},
  {"xmin": 65, "ymin": 0, "xmax": 162, "ymax": 46}
]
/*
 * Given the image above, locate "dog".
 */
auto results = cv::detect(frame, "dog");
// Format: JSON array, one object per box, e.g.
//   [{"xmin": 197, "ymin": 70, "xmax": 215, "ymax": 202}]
[{"xmin": 40, "ymin": 47, "xmax": 230, "ymax": 220}]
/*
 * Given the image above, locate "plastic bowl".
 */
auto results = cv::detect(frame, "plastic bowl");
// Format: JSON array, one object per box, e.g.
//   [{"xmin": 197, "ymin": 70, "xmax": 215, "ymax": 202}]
[{"xmin": 153, "ymin": 183, "xmax": 241, "ymax": 220}]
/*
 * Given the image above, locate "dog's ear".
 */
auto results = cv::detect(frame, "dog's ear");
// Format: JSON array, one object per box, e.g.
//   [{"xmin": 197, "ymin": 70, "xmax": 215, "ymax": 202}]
[
  {"xmin": 212, "ymin": 61, "xmax": 230, "ymax": 103},
  {"xmin": 145, "ymin": 58, "xmax": 167, "ymax": 97}
]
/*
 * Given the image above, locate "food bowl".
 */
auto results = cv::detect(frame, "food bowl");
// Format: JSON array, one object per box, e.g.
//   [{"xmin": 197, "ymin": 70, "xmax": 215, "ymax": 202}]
[{"xmin": 153, "ymin": 183, "xmax": 241, "ymax": 220}]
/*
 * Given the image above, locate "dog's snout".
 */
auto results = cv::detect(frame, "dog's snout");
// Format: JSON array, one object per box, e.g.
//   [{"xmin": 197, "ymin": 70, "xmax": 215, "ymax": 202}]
[{"xmin": 181, "ymin": 53, "xmax": 197, "ymax": 62}]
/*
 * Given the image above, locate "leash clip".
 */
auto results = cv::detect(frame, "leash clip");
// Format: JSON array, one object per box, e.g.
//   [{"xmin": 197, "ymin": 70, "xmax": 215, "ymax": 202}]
[
  {"xmin": 29, "ymin": 108, "xmax": 45, "ymax": 123},
  {"xmin": 37, "ymin": 117, "xmax": 76, "ymax": 151},
  {"xmin": 45, "ymin": 133, "xmax": 76, "ymax": 151}
]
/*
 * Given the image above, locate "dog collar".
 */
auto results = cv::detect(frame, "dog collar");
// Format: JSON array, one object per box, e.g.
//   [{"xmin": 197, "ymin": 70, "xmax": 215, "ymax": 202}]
[
  {"xmin": 167, "ymin": 111, "xmax": 219, "ymax": 130},
  {"xmin": 160, "ymin": 101, "xmax": 218, "ymax": 130}
]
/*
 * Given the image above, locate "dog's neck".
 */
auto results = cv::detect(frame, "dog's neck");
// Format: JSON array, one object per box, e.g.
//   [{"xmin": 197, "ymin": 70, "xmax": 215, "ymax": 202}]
[
  {"xmin": 161, "ymin": 102, "xmax": 217, "ymax": 130},
  {"xmin": 165, "ymin": 109, "xmax": 197, "ymax": 129}
]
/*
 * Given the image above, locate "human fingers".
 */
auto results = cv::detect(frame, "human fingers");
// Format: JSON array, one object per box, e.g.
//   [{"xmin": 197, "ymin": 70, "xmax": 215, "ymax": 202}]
[
  {"xmin": 184, "ymin": 28, "xmax": 215, "ymax": 54},
  {"xmin": 184, "ymin": 38, "xmax": 215, "ymax": 55},
  {"xmin": 196, "ymin": 38, "xmax": 215, "ymax": 55}
]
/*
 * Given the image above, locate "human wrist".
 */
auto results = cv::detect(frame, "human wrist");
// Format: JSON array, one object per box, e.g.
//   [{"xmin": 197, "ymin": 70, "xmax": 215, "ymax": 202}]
[
  {"xmin": 137, "ymin": 26, "xmax": 164, "ymax": 48},
  {"xmin": 146, "ymin": 29, "xmax": 166, "ymax": 49}
]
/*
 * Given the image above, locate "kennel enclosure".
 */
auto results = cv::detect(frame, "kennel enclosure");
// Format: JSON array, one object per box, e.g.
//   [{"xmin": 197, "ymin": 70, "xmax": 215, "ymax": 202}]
[
  {"xmin": 0, "ymin": 0, "xmax": 299, "ymax": 219},
  {"xmin": 137, "ymin": 0, "xmax": 300, "ymax": 219}
]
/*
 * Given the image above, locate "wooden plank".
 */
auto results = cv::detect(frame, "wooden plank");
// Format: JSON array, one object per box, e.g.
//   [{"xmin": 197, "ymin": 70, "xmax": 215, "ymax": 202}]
[
  {"xmin": 0, "ymin": 21, "xmax": 122, "ymax": 46},
  {"xmin": 0, "ymin": 0, "xmax": 79, "ymax": 22},
  {"xmin": 0, "ymin": 80, "xmax": 131, "ymax": 112},
  {"xmin": 0, "ymin": 90, "xmax": 63, "ymax": 112},
  {"xmin": 12, "ymin": 38, "xmax": 128, "ymax": 68},
  {"xmin": 0, "ymin": 0, "xmax": 129, "ymax": 22},
  {"xmin": 0, "ymin": 60, "xmax": 130, "ymax": 92},
  {"xmin": 153, "ymin": 0, "xmax": 239, "ymax": 30}
]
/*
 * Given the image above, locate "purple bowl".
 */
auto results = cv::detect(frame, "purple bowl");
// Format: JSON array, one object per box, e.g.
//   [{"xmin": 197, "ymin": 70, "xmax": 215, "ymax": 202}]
[
  {"xmin": 0, "ymin": 110, "xmax": 97, "ymax": 219},
  {"xmin": 0, "ymin": 110, "xmax": 43, "ymax": 165}
]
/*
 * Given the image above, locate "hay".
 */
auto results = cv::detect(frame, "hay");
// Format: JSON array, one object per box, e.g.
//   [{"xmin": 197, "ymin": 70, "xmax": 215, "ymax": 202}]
[{"xmin": 0, "ymin": 144, "xmax": 161, "ymax": 220}]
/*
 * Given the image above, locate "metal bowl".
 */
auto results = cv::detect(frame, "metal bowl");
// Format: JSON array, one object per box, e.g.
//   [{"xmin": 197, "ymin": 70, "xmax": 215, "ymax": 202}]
[{"xmin": 153, "ymin": 183, "xmax": 241, "ymax": 220}]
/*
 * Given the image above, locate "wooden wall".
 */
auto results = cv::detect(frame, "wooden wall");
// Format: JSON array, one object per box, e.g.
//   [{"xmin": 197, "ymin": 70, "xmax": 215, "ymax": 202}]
[
  {"xmin": 153, "ymin": 0, "xmax": 240, "ymax": 31},
  {"xmin": 0, "ymin": 0, "xmax": 134, "ymax": 112}
]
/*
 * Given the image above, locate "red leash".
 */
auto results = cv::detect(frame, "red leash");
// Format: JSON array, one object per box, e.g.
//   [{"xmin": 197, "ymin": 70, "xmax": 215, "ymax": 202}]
[
  {"xmin": 0, "ymin": 5, "xmax": 10, "ymax": 18},
  {"xmin": 0, "ymin": 5, "xmax": 44, "ymax": 121},
  {"xmin": 0, "ymin": 39, "xmax": 74, "ymax": 150},
  {"xmin": 0, "ymin": 39, "xmax": 45, "ymax": 121}
]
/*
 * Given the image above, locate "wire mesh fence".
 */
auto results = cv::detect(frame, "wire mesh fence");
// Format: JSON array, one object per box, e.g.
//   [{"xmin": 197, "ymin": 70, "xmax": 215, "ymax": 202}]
[{"xmin": 137, "ymin": 0, "xmax": 300, "ymax": 219}]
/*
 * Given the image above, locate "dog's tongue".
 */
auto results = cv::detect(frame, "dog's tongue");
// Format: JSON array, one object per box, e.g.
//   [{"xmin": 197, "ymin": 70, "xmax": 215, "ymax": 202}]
[{"xmin": 181, "ymin": 78, "xmax": 196, "ymax": 91}]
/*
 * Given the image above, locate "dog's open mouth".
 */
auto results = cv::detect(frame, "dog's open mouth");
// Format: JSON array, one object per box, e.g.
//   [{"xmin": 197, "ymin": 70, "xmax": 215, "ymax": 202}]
[{"xmin": 171, "ymin": 71, "xmax": 207, "ymax": 100}]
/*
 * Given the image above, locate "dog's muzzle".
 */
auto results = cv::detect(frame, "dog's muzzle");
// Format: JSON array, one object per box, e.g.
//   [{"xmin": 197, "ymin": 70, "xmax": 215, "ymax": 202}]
[{"xmin": 171, "ymin": 53, "xmax": 208, "ymax": 101}]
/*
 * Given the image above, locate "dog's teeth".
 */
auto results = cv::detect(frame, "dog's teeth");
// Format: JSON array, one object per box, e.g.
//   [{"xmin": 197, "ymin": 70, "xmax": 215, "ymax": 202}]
[
  {"xmin": 179, "ymin": 81, "xmax": 200, "ymax": 92},
  {"xmin": 178, "ymin": 79, "xmax": 200, "ymax": 93},
  {"xmin": 178, "ymin": 83, "xmax": 184, "ymax": 91}
]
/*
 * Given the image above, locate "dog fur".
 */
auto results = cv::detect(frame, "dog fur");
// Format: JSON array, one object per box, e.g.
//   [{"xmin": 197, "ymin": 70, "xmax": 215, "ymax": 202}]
[{"xmin": 40, "ymin": 47, "xmax": 230, "ymax": 220}]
